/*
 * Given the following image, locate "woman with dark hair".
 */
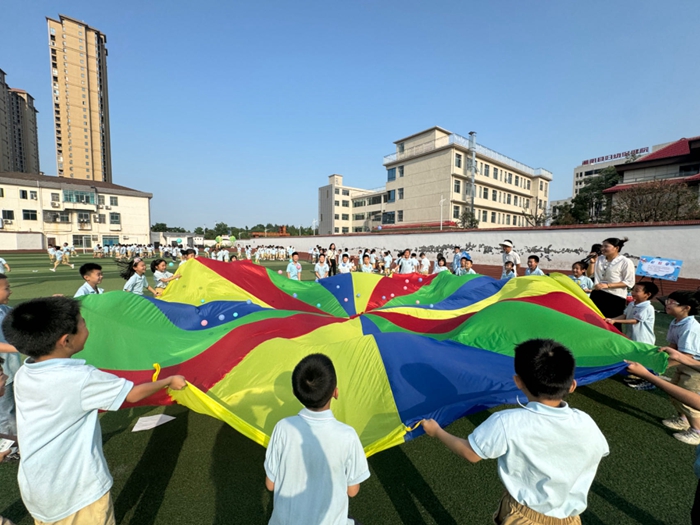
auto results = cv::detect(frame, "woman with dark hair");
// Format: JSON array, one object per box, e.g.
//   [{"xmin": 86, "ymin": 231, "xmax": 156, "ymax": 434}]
[
  {"xmin": 327, "ymin": 243, "xmax": 338, "ymax": 277},
  {"xmin": 588, "ymin": 237, "xmax": 635, "ymax": 318}
]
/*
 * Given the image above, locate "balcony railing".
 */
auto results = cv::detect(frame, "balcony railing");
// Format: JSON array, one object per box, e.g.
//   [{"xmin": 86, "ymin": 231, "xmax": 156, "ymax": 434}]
[{"xmin": 383, "ymin": 133, "xmax": 553, "ymax": 179}]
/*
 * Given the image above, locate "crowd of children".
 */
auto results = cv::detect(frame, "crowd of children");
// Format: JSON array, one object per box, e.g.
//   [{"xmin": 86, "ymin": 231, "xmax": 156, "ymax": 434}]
[{"xmin": 0, "ymin": 235, "xmax": 697, "ymax": 524}]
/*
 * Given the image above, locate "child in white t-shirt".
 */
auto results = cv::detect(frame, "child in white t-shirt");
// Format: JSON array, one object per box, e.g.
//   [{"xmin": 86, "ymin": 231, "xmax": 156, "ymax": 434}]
[{"xmin": 338, "ymin": 254, "xmax": 355, "ymax": 274}]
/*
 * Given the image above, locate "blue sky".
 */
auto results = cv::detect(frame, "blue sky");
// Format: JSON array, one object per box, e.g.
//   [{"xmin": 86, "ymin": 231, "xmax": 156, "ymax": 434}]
[{"xmin": 2, "ymin": 1, "xmax": 698, "ymax": 230}]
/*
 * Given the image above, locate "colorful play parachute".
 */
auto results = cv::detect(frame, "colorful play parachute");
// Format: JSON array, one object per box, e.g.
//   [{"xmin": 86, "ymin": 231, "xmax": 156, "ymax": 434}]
[{"xmin": 77, "ymin": 259, "xmax": 666, "ymax": 456}]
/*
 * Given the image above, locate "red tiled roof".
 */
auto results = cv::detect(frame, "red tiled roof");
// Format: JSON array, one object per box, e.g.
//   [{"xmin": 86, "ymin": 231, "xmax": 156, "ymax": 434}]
[
  {"xmin": 631, "ymin": 136, "xmax": 700, "ymax": 163},
  {"xmin": 603, "ymin": 173, "xmax": 700, "ymax": 194}
]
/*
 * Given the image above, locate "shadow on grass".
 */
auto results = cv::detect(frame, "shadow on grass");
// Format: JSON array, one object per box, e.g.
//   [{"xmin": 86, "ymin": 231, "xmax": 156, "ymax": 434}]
[
  {"xmin": 576, "ymin": 384, "xmax": 663, "ymax": 426},
  {"xmin": 115, "ymin": 409, "xmax": 189, "ymax": 524},
  {"xmin": 588, "ymin": 480, "xmax": 666, "ymax": 525},
  {"xmin": 369, "ymin": 446, "xmax": 457, "ymax": 525},
  {"xmin": 211, "ymin": 423, "xmax": 271, "ymax": 524},
  {"xmin": 1, "ymin": 498, "xmax": 28, "ymax": 524}
]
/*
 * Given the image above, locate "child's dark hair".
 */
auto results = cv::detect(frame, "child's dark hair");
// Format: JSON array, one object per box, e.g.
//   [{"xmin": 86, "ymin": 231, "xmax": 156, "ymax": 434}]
[
  {"xmin": 342, "ymin": 253, "xmax": 349, "ymax": 259},
  {"xmin": 572, "ymin": 261, "xmax": 588, "ymax": 271},
  {"xmin": 668, "ymin": 291, "xmax": 700, "ymax": 316},
  {"xmin": 150, "ymin": 259, "xmax": 166, "ymax": 273},
  {"xmin": 2, "ymin": 297, "xmax": 81, "ymax": 358},
  {"xmin": 461, "ymin": 256, "xmax": 470, "ymax": 263},
  {"xmin": 117, "ymin": 258, "xmax": 142, "ymax": 281},
  {"xmin": 635, "ymin": 281, "xmax": 659, "ymax": 299},
  {"xmin": 514, "ymin": 339, "xmax": 575, "ymax": 400},
  {"xmin": 528, "ymin": 255, "xmax": 540, "ymax": 263},
  {"xmin": 79, "ymin": 263, "xmax": 102, "ymax": 277},
  {"xmin": 363, "ymin": 254, "xmax": 369, "ymax": 260},
  {"xmin": 292, "ymin": 353, "xmax": 337, "ymax": 409},
  {"xmin": 505, "ymin": 261, "xmax": 514, "ymax": 268},
  {"xmin": 0, "ymin": 274, "xmax": 7, "ymax": 281}
]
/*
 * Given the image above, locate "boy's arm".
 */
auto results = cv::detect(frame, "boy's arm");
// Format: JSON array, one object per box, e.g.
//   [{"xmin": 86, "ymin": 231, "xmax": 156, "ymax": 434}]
[
  {"xmin": 347, "ymin": 484, "xmax": 360, "ymax": 497},
  {"xmin": 125, "ymin": 375, "xmax": 187, "ymax": 404},
  {"xmin": 606, "ymin": 317, "xmax": 638, "ymax": 325},
  {"xmin": 146, "ymin": 285, "xmax": 158, "ymax": 295},
  {"xmin": 0, "ymin": 343, "xmax": 17, "ymax": 353},
  {"xmin": 422, "ymin": 419, "xmax": 482, "ymax": 463},
  {"xmin": 659, "ymin": 348, "xmax": 700, "ymax": 370},
  {"xmin": 604, "ymin": 315, "xmax": 626, "ymax": 324},
  {"xmin": 626, "ymin": 361, "xmax": 700, "ymax": 411},
  {"xmin": 4, "ymin": 264, "xmax": 9, "ymax": 273},
  {"xmin": 265, "ymin": 476, "xmax": 274, "ymax": 491}
]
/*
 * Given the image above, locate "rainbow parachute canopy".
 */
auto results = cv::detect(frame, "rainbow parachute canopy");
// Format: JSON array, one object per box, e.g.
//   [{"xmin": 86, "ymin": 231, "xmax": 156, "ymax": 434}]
[{"xmin": 77, "ymin": 259, "xmax": 666, "ymax": 456}]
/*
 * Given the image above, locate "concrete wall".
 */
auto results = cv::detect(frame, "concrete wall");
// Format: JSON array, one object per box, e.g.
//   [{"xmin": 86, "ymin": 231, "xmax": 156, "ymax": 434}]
[
  {"xmin": 0, "ymin": 232, "xmax": 44, "ymax": 250},
  {"xmin": 238, "ymin": 222, "xmax": 700, "ymax": 279}
]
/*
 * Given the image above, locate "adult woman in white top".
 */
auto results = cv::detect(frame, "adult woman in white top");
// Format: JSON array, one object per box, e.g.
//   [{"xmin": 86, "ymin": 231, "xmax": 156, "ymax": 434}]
[
  {"xmin": 588, "ymin": 236, "xmax": 635, "ymax": 318},
  {"xmin": 327, "ymin": 243, "xmax": 338, "ymax": 276}
]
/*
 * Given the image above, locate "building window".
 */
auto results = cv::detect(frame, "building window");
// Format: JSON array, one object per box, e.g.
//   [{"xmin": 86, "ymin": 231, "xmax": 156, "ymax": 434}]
[
  {"xmin": 397, "ymin": 210, "xmax": 403, "ymax": 222},
  {"xmin": 385, "ymin": 190, "xmax": 395, "ymax": 203},
  {"xmin": 98, "ymin": 195, "xmax": 105, "ymax": 205},
  {"xmin": 51, "ymin": 193, "xmax": 60, "ymax": 202},
  {"xmin": 382, "ymin": 211, "xmax": 395, "ymax": 224},
  {"xmin": 341, "ymin": 214, "xmax": 349, "ymax": 220},
  {"xmin": 368, "ymin": 195, "xmax": 382, "ymax": 205},
  {"xmin": 2, "ymin": 210, "xmax": 14, "ymax": 220},
  {"xmin": 353, "ymin": 213, "xmax": 365, "ymax": 220},
  {"xmin": 77, "ymin": 212, "xmax": 91, "ymax": 223},
  {"xmin": 109, "ymin": 196, "xmax": 118, "ymax": 206},
  {"xmin": 353, "ymin": 199, "xmax": 366, "ymax": 207},
  {"xmin": 397, "ymin": 143, "xmax": 405, "ymax": 153},
  {"xmin": 109, "ymin": 212, "xmax": 121, "ymax": 224},
  {"xmin": 334, "ymin": 188, "xmax": 340, "ymax": 195},
  {"xmin": 342, "ymin": 227, "xmax": 349, "ymax": 234},
  {"xmin": 515, "ymin": 175, "xmax": 520, "ymax": 186},
  {"xmin": 342, "ymin": 200, "xmax": 350, "ymax": 207},
  {"xmin": 334, "ymin": 214, "xmax": 339, "ymax": 220},
  {"xmin": 491, "ymin": 211, "xmax": 496, "ymax": 223},
  {"xmin": 506, "ymin": 173, "xmax": 512, "ymax": 184},
  {"xmin": 63, "ymin": 190, "xmax": 95, "ymax": 204},
  {"xmin": 20, "ymin": 190, "xmax": 28, "ymax": 199},
  {"xmin": 353, "ymin": 227, "xmax": 363, "ymax": 233},
  {"xmin": 334, "ymin": 200, "xmax": 339, "ymax": 207},
  {"xmin": 453, "ymin": 206, "xmax": 460, "ymax": 219},
  {"xmin": 492, "ymin": 190, "xmax": 497, "ymax": 201},
  {"xmin": 544, "ymin": 183, "xmax": 548, "ymax": 196},
  {"xmin": 539, "ymin": 181, "xmax": 543, "ymax": 191},
  {"xmin": 484, "ymin": 165, "xmax": 490, "ymax": 177},
  {"xmin": 482, "ymin": 210, "xmax": 488, "ymax": 222},
  {"xmin": 493, "ymin": 168, "xmax": 499, "ymax": 180},
  {"xmin": 514, "ymin": 195, "xmax": 519, "ymax": 206},
  {"xmin": 334, "ymin": 227, "xmax": 339, "ymax": 233},
  {"xmin": 30, "ymin": 191, "xmax": 38, "ymax": 200},
  {"xmin": 0, "ymin": 188, "xmax": 4, "ymax": 198},
  {"xmin": 23, "ymin": 210, "xmax": 38, "ymax": 221},
  {"xmin": 398, "ymin": 188, "xmax": 404, "ymax": 200},
  {"xmin": 398, "ymin": 166, "xmax": 404, "ymax": 177},
  {"xmin": 342, "ymin": 189, "xmax": 350, "ymax": 196},
  {"xmin": 454, "ymin": 180, "xmax": 461, "ymax": 193},
  {"xmin": 506, "ymin": 215, "xmax": 511, "ymax": 225},
  {"xmin": 527, "ymin": 180, "xmax": 531, "ymax": 190},
  {"xmin": 455, "ymin": 153, "xmax": 462, "ymax": 168},
  {"xmin": 507, "ymin": 194, "xmax": 511, "ymax": 205},
  {"xmin": 387, "ymin": 168, "xmax": 396, "ymax": 181}
]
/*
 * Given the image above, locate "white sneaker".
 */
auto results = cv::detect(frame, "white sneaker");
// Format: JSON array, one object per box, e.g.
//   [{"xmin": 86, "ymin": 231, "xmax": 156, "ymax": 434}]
[
  {"xmin": 663, "ymin": 416, "xmax": 690, "ymax": 431},
  {"xmin": 674, "ymin": 429, "xmax": 700, "ymax": 445},
  {"xmin": 50, "ymin": 268, "xmax": 55, "ymax": 272},
  {"xmin": 70, "ymin": 264, "xmax": 75, "ymax": 269}
]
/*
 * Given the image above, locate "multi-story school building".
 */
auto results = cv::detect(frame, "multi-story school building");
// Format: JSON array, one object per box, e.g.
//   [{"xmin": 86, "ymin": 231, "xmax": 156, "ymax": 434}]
[
  {"xmin": 0, "ymin": 171, "xmax": 151, "ymax": 251},
  {"xmin": 318, "ymin": 126, "xmax": 553, "ymax": 235}
]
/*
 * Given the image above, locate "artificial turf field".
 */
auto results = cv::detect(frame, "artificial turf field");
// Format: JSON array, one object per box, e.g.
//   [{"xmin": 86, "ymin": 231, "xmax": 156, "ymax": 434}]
[{"xmin": 0, "ymin": 252, "xmax": 696, "ymax": 524}]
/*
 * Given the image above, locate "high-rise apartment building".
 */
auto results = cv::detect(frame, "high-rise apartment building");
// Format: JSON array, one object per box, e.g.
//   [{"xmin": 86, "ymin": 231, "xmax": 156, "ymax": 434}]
[
  {"xmin": 0, "ymin": 68, "xmax": 41, "ymax": 174},
  {"xmin": 319, "ymin": 127, "xmax": 553, "ymax": 234},
  {"xmin": 47, "ymin": 14, "xmax": 112, "ymax": 182}
]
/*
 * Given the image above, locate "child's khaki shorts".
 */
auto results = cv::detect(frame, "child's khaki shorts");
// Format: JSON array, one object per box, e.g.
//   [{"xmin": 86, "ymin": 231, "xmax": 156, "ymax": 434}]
[
  {"xmin": 493, "ymin": 492, "xmax": 582, "ymax": 525},
  {"xmin": 34, "ymin": 491, "xmax": 114, "ymax": 525},
  {"xmin": 671, "ymin": 364, "xmax": 700, "ymax": 419}
]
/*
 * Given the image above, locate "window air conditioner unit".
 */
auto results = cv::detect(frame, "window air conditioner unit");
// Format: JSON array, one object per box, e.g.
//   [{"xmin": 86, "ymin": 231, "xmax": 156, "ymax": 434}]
[
  {"xmin": 2, "ymin": 220, "xmax": 11, "ymax": 225},
  {"xmin": 51, "ymin": 202, "xmax": 60, "ymax": 208},
  {"xmin": 93, "ymin": 215, "xmax": 100, "ymax": 222},
  {"xmin": 105, "ymin": 206, "xmax": 111, "ymax": 210},
  {"xmin": 98, "ymin": 205, "xmax": 104, "ymax": 209}
]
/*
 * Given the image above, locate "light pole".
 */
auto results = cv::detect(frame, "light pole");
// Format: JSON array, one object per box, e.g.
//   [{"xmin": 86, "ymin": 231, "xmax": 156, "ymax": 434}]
[
  {"xmin": 469, "ymin": 131, "xmax": 477, "ymax": 222},
  {"xmin": 439, "ymin": 195, "xmax": 446, "ymax": 230},
  {"xmin": 311, "ymin": 219, "xmax": 318, "ymax": 235}
]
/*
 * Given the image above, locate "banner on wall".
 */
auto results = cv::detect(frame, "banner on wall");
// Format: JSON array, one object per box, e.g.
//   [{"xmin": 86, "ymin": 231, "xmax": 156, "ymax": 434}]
[{"xmin": 636, "ymin": 256, "xmax": 683, "ymax": 282}]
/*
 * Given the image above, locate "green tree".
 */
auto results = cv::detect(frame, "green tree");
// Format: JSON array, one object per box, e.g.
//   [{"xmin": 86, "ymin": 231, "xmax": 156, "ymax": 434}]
[
  {"xmin": 610, "ymin": 180, "xmax": 700, "ymax": 223},
  {"xmin": 151, "ymin": 223, "xmax": 187, "ymax": 232},
  {"xmin": 569, "ymin": 165, "xmax": 620, "ymax": 223},
  {"xmin": 193, "ymin": 227, "xmax": 204, "ymax": 235},
  {"xmin": 459, "ymin": 210, "xmax": 479, "ymax": 229}
]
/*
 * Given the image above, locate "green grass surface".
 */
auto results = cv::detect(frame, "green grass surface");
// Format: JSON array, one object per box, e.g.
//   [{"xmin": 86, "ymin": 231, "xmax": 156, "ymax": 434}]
[{"xmin": 0, "ymin": 254, "xmax": 696, "ymax": 524}]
